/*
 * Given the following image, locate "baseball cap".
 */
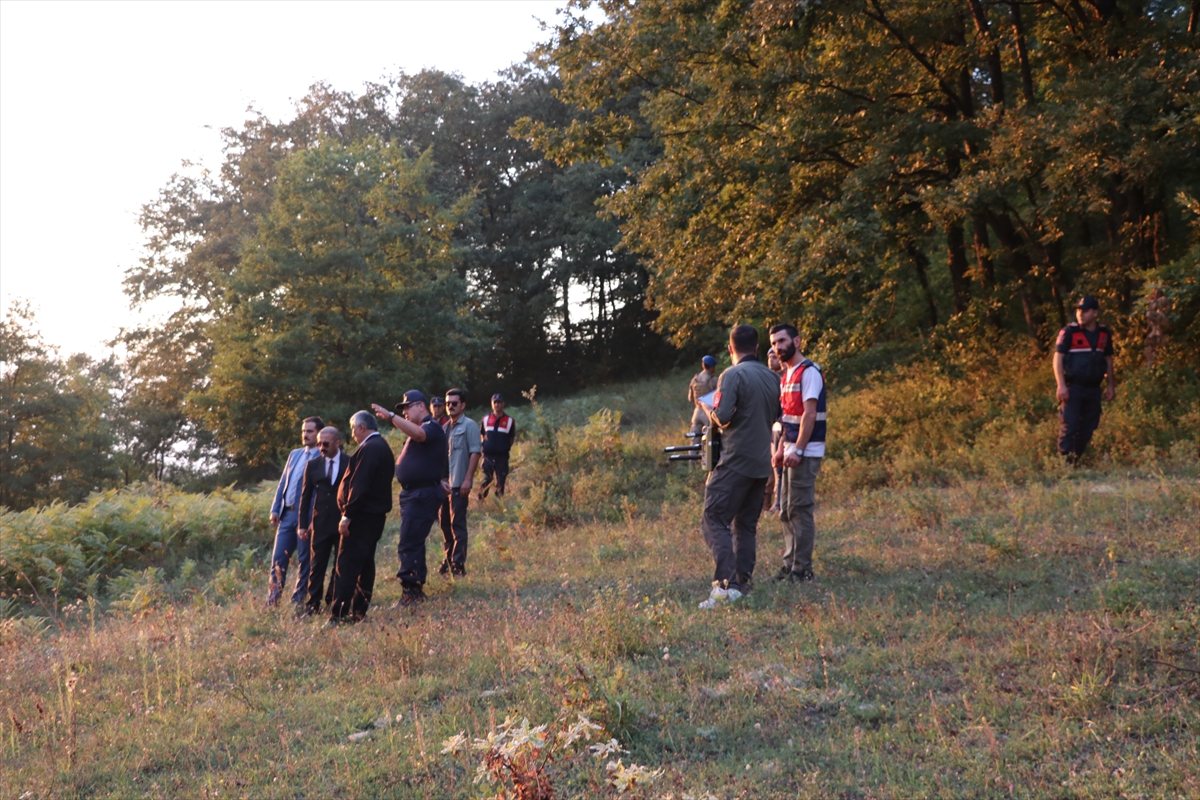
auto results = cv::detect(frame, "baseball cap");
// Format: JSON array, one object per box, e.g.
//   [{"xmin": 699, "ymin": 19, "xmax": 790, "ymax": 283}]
[
  {"xmin": 492, "ymin": 393, "xmax": 505, "ymax": 402},
  {"xmin": 702, "ymin": 355, "xmax": 716, "ymax": 367},
  {"xmin": 430, "ymin": 396, "xmax": 445, "ymax": 407},
  {"xmin": 394, "ymin": 390, "xmax": 429, "ymax": 411},
  {"xmin": 1075, "ymin": 296, "xmax": 1100, "ymax": 311}
]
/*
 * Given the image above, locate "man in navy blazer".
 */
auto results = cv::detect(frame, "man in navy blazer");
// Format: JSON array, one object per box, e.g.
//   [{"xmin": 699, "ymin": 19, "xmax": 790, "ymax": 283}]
[
  {"xmin": 298, "ymin": 426, "xmax": 348, "ymax": 616},
  {"xmin": 267, "ymin": 416, "xmax": 324, "ymax": 607}
]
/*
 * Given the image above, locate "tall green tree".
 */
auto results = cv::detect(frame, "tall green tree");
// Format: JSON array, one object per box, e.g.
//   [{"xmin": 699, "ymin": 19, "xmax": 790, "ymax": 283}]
[
  {"xmin": 124, "ymin": 70, "xmax": 676, "ymax": 478},
  {"xmin": 199, "ymin": 139, "xmax": 481, "ymax": 466},
  {"xmin": 115, "ymin": 321, "xmax": 219, "ymax": 483},
  {"xmin": 379, "ymin": 67, "xmax": 673, "ymax": 395},
  {"xmin": 0, "ymin": 304, "xmax": 121, "ymax": 510},
  {"xmin": 121, "ymin": 83, "xmax": 411, "ymax": 474}
]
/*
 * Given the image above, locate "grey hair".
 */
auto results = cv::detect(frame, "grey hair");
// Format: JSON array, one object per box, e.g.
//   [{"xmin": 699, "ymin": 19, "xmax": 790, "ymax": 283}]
[
  {"xmin": 350, "ymin": 411, "xmax": 378, "ymax": 431},
  {"xmin": 319, "ymin": 426, "xmax": 342, "ymax": 441}
]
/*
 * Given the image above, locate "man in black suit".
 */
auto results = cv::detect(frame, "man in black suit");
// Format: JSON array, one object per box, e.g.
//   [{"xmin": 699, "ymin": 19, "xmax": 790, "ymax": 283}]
[
  {"xmin": 328, "ymin": 411, "xmax": 395, "ymax": 624},
  {"xmin": 297, "ymin": 426, "xmax": 347, "ymax": 617}
]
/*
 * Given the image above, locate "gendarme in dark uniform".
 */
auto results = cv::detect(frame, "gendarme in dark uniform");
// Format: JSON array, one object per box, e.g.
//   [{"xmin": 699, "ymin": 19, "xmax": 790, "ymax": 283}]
[
  {"xmin": 1053, "ymin": 295, "xmax": 1116, "ymax": 464},
  {"xmin": 380, "ymin": 390, "xmax": 448, "ymax": 604},
  {"xmin": 479, "ymin": 393, "xmax": 516, "ymax": 500},
  {"xmin": 699, "ymin": 325, "xmax": 781, "ymax": 603}
]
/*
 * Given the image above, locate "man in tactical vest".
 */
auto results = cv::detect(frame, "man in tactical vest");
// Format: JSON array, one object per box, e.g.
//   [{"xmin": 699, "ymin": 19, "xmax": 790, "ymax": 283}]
[
  {"xmin": 1053, "ymin": 296, "xmax": 1116, "ymax": 465},
  {"xmin": 430, "ymin": 395, "xmax": 450, "ymax": 429},
  {"xmin": 768, "ymin": 323, "xmax": 827, "ymax": 583},
  {"xmin": 478, "ymin": 393, "xmax": 516, "ymax": 500}
]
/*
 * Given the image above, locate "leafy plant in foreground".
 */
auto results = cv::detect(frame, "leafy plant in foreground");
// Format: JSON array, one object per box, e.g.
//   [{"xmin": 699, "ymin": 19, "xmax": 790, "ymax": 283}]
[{"xmin": 441, "ymin": 712, "xmax": 660, "ymax": 798}]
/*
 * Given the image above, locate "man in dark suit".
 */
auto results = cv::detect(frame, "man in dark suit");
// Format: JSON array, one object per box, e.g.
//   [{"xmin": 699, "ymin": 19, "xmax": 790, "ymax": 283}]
[
  {"xmin": 297, "ymin": 426, "xmax": 347, "ymax": 617},
  {"xmin": 328, "ymin": 411, "xmax": 395, "ymax": 625}
]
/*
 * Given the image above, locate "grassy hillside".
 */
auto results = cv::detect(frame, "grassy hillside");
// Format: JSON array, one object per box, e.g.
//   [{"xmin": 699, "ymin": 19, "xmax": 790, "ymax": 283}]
[{"xmin": 2, "ymin": 364, "xmax": 1197, "ymax": 798}]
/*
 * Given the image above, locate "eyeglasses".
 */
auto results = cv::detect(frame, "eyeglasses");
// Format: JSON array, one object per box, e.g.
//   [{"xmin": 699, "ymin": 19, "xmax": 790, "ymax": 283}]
[{"xmin": 445, "ymin": 401, "xmax": 462, "ymax": 408}]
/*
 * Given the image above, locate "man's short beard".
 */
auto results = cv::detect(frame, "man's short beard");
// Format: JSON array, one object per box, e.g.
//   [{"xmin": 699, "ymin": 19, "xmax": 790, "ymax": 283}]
[{"xmin": 775, "ymin": 343, "xmax": 796, "ymax": 362}]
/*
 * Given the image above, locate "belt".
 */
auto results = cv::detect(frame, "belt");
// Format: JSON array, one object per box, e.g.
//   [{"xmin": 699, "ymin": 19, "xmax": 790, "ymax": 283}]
[{"xmin": 401, "ymin": 480, "xmax": 440, "ymax": 490}]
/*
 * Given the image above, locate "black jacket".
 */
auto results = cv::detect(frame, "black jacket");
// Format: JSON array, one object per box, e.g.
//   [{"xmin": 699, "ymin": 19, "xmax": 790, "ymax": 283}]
[
  {"xmin": 337, "ymin": 433, "xmax": 395, "ymax": 519},
  {"xmin": 298, "ymin": 451, "xmax": 348, "ymax": 539}
]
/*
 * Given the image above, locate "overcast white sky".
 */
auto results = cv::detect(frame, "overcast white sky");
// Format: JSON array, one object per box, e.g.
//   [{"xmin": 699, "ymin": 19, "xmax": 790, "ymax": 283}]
[{"xmin": 0, "ymin": 0, "xmax": 566, "ymax": 358}]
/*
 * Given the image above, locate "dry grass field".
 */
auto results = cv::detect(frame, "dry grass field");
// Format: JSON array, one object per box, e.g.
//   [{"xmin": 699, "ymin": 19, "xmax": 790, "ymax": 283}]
[{"xmin": 2, "ymin": 368, "xmax": 1197, "ymax": 798}]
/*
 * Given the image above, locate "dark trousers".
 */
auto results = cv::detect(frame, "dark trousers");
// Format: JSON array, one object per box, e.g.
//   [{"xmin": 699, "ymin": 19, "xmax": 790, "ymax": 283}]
[
  {"xmin": 701, "ymin": 466, "xmax": 767, "ymax": 593},
  {"xmin": 306, "ymin": 527, "xmax": 339, "ymax": 613},
  {"xmin": 1059, "ymin": 384, "xmax": 1103, "ymax": 461},
  {"xmin": 396, "ymin": 486, "xmax": 444, "ymax": 590},
  {"xmin": 480, "ymin": 453, "xmax": 510, "ymax": 496},
  {"xmin": 329, "ymin": 513, "xmax": 386, "ymax": 620},
  {"xmin": 438, "ymin": 488, "xmax": 469, "ymax": 568}
]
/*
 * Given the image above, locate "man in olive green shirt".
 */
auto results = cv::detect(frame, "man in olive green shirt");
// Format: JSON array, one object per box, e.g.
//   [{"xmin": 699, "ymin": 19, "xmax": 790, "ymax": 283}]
[{"xmin": 697, "ymin": 324, "xmax": 781, "ymax": 608}]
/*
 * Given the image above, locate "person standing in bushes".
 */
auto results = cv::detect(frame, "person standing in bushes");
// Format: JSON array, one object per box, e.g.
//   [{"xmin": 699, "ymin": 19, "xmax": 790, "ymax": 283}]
[
  {"xmin": 431, "ymin": 395, "xmax": 450, "ymax": 430},
  {"xmin": 328, "ymin": 411, "xmax": 395, "ymax": 624},
  {"xmin": 688, "ymin": 356, "xmax": 719, "ymax": 436},
  {"xmin": 697, "ymin": 325, "xmax": 780, "ymax": 609},
  {"xmin": 297, "ymin": 426, "xmax": 347, "ymax": 617},
  {"xmin": 266, "ymin": 416, "xmax": 324, "ymax": 608},
  {"xmin": 768, "ymin": 323, "xmax": 827, "ymax": 583},
  {"xmin": 478, "ymin": 393, "xmax": 516, "ymax": 500},
  {"xmin": 438, "ymin": 389, "xmax": 481, "ymax": 577},
  {"xmin": 1054, "ymin": 296, "xmax": 1116, "ymax": 465},
  {"xmin": 372, "ymin": 391, "xmax": 448, "ymax": 605}
]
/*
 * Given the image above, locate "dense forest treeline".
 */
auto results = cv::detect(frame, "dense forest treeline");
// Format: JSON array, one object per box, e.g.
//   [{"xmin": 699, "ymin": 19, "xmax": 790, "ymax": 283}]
[
  {"xmin": 532, "ymin": 0, "xmax": 1200, "ymax": 352},
  {"xmin": 3, "ymin": 0, "xmax": 1198, "ymax": 509}
]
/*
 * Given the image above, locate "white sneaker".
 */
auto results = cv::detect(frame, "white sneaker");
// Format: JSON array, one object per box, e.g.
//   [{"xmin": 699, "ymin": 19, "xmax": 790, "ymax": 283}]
[
  {"xmin": 698, "ymin": 582, "xmax": 743, "ymax": 609},
  {"xmin": 698, "ymin": 582, "xmax": 727, "ymax": 609}
]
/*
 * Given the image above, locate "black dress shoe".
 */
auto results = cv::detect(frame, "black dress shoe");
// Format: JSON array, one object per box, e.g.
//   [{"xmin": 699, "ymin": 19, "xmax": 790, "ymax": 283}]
[
  {"xmin": 392, "ymin": 591, "xmax": 426, "ymax": 608},
  {"xmin": 450, "ymin": 564, "xmax": 466, "ymax": 578},
  {"xmin": 437, "ymin": 561, "xmax": 450, "ymax": 576},
  {"xmin": 790, "ymin": 569, "xmax": 815, "ymax": 583}
]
